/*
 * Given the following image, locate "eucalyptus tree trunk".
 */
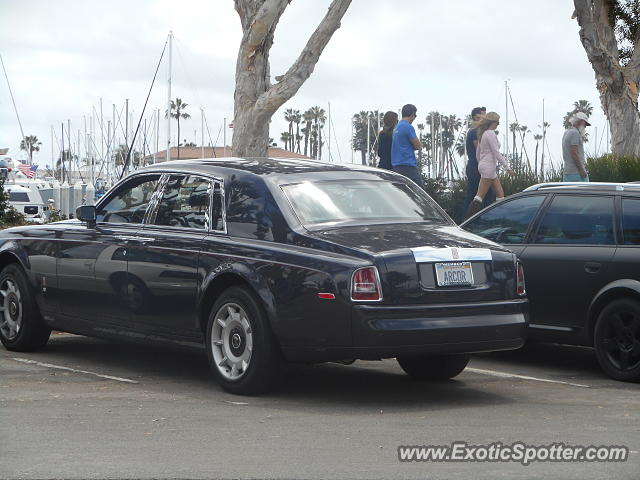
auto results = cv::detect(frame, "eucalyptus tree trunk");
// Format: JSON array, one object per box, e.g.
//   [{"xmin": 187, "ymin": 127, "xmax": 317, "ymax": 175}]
[
  {"xmin": 574, "ymin": 0, "xmax": 640, "ymax": 157},
  {"xmin": 232, "ymin": 0, "xmax": 352, "ymax": 158}
]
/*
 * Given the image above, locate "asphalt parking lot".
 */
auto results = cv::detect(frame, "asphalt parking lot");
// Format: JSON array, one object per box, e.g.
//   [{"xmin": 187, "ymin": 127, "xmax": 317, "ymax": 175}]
[{"xmin": 1, "ymin": 333, "xmax": 638, "ymax": 480}]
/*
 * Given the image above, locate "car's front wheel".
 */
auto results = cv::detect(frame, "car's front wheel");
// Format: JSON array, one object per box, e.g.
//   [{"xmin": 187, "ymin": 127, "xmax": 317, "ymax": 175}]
[
  {"xmin": 594, "ymin": 298, "xmax": 640, "ymax": 382},
  {"xmin": 205, "ymin": 286, "xmax": 284, "ymax": 395},
  {"xmin": 397, "ymin": 354, "xmax": 470, "ymax": 381},
  {"xmin": 0, "ymin": 264, "xmax": 51, "ymax": 352}
]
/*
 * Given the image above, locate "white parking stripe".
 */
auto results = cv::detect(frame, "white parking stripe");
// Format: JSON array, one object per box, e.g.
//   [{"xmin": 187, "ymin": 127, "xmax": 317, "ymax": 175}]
[
  {"xmin": 11, "ymin": 357, "xmax": 139, "ymax": 384},
  {"xmin": 467, "ymin": 367, "xmax": 591, "ymax": 388}
]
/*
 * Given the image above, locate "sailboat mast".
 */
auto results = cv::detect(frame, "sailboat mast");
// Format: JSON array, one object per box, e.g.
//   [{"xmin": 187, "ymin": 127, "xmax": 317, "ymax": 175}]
[
  {"xmin": 166, "ymin": 31, "xmax": 173, "ymax": 162},
  {"xmin": 327, "ymin": 102, "xmax": 331, "ymax": 162},
  {"xmin": 0, "ymin": 54, "xmax": 28, "ymax": 164},
  {"xmin": 504, "ymin": 80, "xmax": 509, "ymax": 161},
  {"xmin": 201, "ymin": 108, "xmax": 205, "ymax": 159},
  {"xmin": 541, "ymin": 98, "xmax": 545, "ymax": 178}
]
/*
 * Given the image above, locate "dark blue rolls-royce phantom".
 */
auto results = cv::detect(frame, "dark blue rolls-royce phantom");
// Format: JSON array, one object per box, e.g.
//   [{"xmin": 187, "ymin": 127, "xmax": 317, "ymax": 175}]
[{"xmin": 0, "ymin": 158, "xmax": 527, "ymax": 394}]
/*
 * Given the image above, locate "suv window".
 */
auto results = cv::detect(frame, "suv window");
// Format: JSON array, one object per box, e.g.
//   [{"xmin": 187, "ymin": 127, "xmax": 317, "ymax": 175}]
[
  {"xmin": 622, "ymin": 198, "xmax": 640, "ymax": 245},
  {"xmin": 464, "ymin": 195, "xmax": 545, "ymax": 244},
  {"xmin": 154, "ymin": 175, "xmax": 212, "ymax": 230},
  {"xmin": 96, "ymin": 175, "xmax": 160, "ymax": 224},
  {"xmin": 534, "ymin": 195, "xmax": 615, "ymax": 245}
]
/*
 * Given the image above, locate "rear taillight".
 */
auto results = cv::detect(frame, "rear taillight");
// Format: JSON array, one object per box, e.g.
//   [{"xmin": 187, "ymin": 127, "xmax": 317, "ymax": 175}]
[
  {"xmin": 351, "ymin": 266, "xmax": 382, "ymax": 302},
  {"xmin": 517, "ymin": 262, "xmax": 526, "ymax": 296}
]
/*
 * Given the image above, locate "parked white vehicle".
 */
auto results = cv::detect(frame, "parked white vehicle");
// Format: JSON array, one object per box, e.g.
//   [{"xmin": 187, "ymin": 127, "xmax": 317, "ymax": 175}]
[{"xmin": 4, "ymin": 184, "xmax": 46, "ymax": 223}]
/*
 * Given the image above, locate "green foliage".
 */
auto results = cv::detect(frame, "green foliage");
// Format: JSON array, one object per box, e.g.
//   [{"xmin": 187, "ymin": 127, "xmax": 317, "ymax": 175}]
[
  {"xmin": 586, "ymin": 154, "xmax": 640, "ymax": 182},
  {"xmin": 421, "ymin": 165, "xmax": 563, "ymax": 223},
  {"xmin": 422, "ymin": 177, "xmax": 467, "ymax": 221},
  {"xmin": 0, "ymin": 176, "xmax": 27, "ymax": 228},
  {"xmin": 47, "ymin": 209, "xmax": 66, "ymax": 223},
  {"xmin": 607, "ymin": 0, "xmax": 640, "ymax": 64}
]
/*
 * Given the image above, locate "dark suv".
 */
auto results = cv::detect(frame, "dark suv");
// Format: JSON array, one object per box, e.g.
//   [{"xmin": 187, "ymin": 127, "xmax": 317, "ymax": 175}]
[{"xmin": 462, "ymin": 182, "xmax": 640, "ymax": 382}]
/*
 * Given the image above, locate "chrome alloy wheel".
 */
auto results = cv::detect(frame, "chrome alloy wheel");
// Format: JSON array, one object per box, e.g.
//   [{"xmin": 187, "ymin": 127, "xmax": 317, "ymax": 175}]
[
  {"xmin": 210, "ymin": 302, "xmax": 254, "ymax": 380},
  {"xmin": 0, "ymin": 278, "xmax": 23, "ymax": 341}
]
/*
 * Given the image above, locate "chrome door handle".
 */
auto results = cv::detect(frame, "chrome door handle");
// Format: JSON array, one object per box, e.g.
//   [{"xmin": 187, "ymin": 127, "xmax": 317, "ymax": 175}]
[{"xmin": 114, "ymin": 235, "xmax": 155, "ymax": 244}]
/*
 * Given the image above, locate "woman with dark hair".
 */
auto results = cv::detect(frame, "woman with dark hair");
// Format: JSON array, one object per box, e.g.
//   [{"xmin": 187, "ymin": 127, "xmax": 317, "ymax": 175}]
[{"xmin": 376, "ymin": 111, "xmax": 398, "ymax": 170}]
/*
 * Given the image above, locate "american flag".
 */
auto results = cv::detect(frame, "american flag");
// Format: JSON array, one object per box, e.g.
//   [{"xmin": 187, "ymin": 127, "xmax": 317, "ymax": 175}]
[{"xmin": 18, "ymin": 163, "xmax": 38, "ymax": 178}]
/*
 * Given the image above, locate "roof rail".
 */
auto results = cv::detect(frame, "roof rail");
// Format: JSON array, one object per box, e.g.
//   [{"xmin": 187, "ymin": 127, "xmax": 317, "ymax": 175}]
[{"xmin": 523, "ymin": 182, "xmax": 640, "ymax": 192}]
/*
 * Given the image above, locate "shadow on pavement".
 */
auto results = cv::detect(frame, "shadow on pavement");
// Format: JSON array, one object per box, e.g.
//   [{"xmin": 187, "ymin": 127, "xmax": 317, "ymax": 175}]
[
  {"xmin": 29, "ymin": 334, "xmax": 514, "ymax": 411},
  {"xmin": 477, "ymin": 342, "xmax": 603, "ymax": 377}
]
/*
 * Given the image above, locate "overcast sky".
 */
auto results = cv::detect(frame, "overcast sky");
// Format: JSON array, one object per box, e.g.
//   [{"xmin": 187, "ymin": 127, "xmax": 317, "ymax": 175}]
[{"xmin": 0, "ymin": 0, "xmax": 608, "ymax": 173}]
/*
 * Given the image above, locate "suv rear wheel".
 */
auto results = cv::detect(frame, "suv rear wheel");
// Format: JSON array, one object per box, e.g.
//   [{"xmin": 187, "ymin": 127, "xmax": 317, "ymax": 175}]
[
  {"xmin": 594, "ymin": 298, "xmax": 640, "ymax": 382},
  {"xmin": 397, "ymin": 354, "xmax": 470, "ymax": 381}
]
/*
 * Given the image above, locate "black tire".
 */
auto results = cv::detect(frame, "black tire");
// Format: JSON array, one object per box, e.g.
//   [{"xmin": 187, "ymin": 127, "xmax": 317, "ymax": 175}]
[
  {"xmin": 0, "ymin": 264, "xmax": 51, "ymax": 352},
  {"xmin": 205, "ymin": 286, "xmax": 284, "ymax": 395},
  {"xmin": 594, "ymin": 298, "xmax": 640, "ymax": 382},
  {"xmin": 397, "ymin": 354, "xmax": 470, "ymax": 381}
]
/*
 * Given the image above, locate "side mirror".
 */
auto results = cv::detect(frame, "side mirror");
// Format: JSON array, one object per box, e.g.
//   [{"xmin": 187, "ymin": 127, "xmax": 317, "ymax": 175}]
[{"xmin": 77, "ymin": 205, "xmax": 97, "ymax": 228}]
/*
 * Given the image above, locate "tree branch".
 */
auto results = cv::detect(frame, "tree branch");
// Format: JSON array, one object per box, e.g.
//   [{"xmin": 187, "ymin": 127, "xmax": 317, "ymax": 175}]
[
  {"xmin": 254, "ymin": 0, "xmax": 352, "ymax": 117},
  {"xmin": 626, "ymin": 35, "xmax": 640, "ymax": 85},
  {"xmin": 242, "ymin": 0, "xmax": 289, "ymax": 49},
  {"xmin": 573, "ymin": 0, "xmax": 621, "ymax": 80}
]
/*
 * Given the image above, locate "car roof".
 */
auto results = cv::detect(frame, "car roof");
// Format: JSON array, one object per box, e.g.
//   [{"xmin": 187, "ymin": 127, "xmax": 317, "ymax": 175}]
[
  {"xmin": 136, "ymin": 157, "xmax": 387, "ymax": 179},
  {"xmin": 524, "ymin": 182, "xmax": 640, "ymax": 194}
]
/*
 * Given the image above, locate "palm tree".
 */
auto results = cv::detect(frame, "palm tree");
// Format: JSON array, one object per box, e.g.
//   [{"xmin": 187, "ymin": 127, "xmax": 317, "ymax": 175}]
[
  {"xmin": 302, "ymin": 109, "xmax": 314, "ymax": 157},
  {"xmin": 165, "ymin": 98, "xmax": 191, "ymax": 159},
  {"xmin": 284, "ymin": 108, "xmax": 295, "ymax": 150},
  {"xmin": 351, "ymin": 111, "xmax": 381, "ymax": 165},
  {"xmin": 293, "ymin": 110, "xmax": 302, "ymax": 153},
  {"xmin": 308, "ymin": 106, "xmax": 326, "ymax": 159},
  {"xmin": 533, "ymin": 134, "xmax": 543, "ymax": 177},
  {"xmin": 573, "ymin": 99, "xmax": 594, "ymax": 117},
  {"xmin": 539, "ymin": 121, "xmax": 551, "ymax": 175},
  {"xmin": 509, "ymin": 122, "xmax": 520, "ymax": 161},
  {"xmin": 563, "ymin": 99, "xmax": 594, "ymax": 129},
  {"xmin": 519, "ymin": 124, "xmax": 530, "ymax": 165},
  {"xmin": 416, "ymin": 123, "xmax": 425, "ymax": 169},
  {"xmin": 20, "ymin": 135, "xmax": 42, "ymax": 164},
  {"xmin": 280, "ymin": 132, "xmax": 292, "ymax": 150}
]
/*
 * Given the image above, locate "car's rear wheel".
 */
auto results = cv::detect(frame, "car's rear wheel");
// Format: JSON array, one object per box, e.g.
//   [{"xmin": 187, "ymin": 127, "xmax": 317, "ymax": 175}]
[
  {"xmin": 396, "ymin": 354, "xmax": 470, "ymax": 381},
  {"xmin": 205, "ymin": 286, "xmax": 284, "ymax": 395},
  {"xmin": 594, "ymin": 298, "xmax": 640, "ymax": 382},
  {"xmin": 0, "ymin": 264, "xmax": 51, "ymax": 352}
]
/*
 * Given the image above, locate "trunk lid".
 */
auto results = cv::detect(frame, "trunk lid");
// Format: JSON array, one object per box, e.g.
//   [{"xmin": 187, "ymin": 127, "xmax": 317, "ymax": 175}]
[{"xmin": 308, "ymin": 223, "xmax": 518, "ymax": 305}]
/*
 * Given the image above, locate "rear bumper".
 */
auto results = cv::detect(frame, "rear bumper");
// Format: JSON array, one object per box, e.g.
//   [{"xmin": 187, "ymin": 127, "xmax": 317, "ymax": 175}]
[{"xmin": 282, "ymin": 299, "xmax": 528, "ymax": 362}]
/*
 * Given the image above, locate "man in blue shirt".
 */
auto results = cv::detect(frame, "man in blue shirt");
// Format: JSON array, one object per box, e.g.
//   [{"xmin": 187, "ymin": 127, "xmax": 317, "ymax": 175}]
[{"xmin": 391, "ymin": 104, "xmax": 423, "ymax": 188}]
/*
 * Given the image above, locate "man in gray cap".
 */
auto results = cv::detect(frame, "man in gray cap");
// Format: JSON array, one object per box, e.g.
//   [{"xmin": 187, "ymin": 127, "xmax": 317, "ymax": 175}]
[{"xmin": 562, "ymin": 112, "xmax": 591, "ymax": 182}]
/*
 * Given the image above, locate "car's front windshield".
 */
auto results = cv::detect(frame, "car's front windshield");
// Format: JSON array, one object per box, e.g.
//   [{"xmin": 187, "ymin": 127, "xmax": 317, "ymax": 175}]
[{"xmin": 281, "ymin": 179, "xmax": 449, "ymax": 227}]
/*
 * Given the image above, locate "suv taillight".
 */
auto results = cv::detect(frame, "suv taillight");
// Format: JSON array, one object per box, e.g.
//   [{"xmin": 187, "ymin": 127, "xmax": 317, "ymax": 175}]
[
  {"xmin": 351, "ymin": 266, "xmax": 382, "ymax": 301},
  {"xmin": 517, "ymin": 262, "xmax": 526, "ymax": 296}
]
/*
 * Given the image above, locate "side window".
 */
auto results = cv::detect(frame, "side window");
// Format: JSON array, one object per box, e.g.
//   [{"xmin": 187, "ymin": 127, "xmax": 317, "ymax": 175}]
[
  {"xmin": 464, "ymin": 195, "xmax": 545, "ymax": 244},
  {"xmin": 154, "ymin": 175, "xmax": 211, "ymax": 230},
  {"xmin": 622, "ymin": 198, "xmax": 640, "ymax": 245},
  {"xmin": 96, "ymin": 175, "xmax": 160, "ymax": 224},
  {"xmin": 534, "ymin": 195, "xmax": 615, "ymax": 245},
  {"xmin": 211, "ymin": 182, "xmax": 225, "ymax": 232}
]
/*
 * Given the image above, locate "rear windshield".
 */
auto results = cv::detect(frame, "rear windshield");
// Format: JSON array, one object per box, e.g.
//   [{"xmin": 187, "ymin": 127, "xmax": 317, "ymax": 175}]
[{"xmin": 281, "ymin": 180, "xmax": 448, "ymax": 226}]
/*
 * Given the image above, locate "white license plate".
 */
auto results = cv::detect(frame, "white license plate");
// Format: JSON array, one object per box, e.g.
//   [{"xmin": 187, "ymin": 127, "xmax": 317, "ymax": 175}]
[{"xmin": 435, "ymin": 262, "xmax": 474, "ymax": 287}]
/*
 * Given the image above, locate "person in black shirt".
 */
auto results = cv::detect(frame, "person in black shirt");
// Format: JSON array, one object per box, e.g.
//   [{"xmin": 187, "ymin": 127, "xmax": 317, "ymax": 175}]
[
  {"xmin": 463, "ymin": 106, "xmax": 494, "ymax": 215},
  {"xmin": 376, "ymin": 111, "xmax": 398, "ymax": 170}
]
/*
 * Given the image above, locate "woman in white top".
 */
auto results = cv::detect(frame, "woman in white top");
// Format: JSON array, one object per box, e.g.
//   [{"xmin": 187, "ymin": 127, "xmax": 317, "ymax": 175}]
[{"xmin": 467, "ymin": 112, "xmax": 513, "ymax": 216}]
